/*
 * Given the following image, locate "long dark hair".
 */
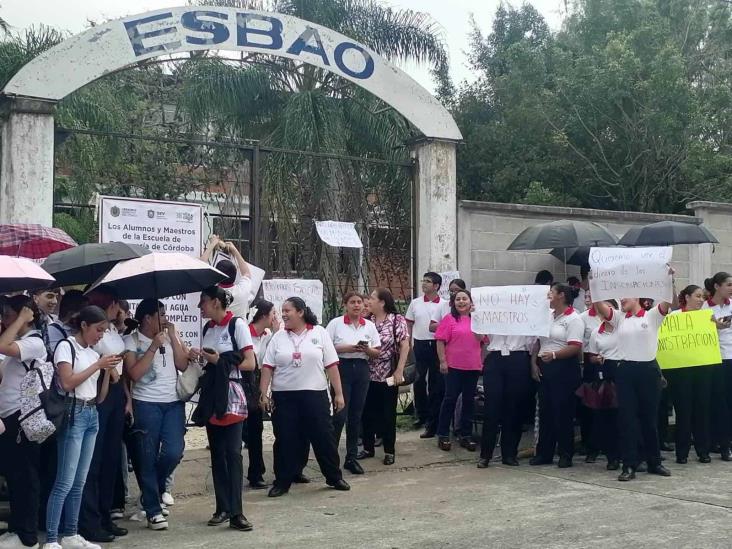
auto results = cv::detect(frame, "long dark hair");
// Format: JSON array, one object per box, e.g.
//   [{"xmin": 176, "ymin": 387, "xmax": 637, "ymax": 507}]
[
  {"xmin": 201, "ymin": 285, "xmax": 232, "ymax": 309},
  {"xmin": 285, "ymin": 297, "xmax": 318, "ymax": 326},
  {"xmin": 251, "ymin": 299, "xmax": 275, "ymax": 324},
  {"xmin": 373, "ymin": 288, "xmax": 398, "ymax": 315},
  {"xmin": 551, "ymin": 283, "xmax": 579, "ymax": 306},
  {"xmin": 68, "ymin": 305, "xmax": 108, "ymax": 331},
  {"xmin": 450, "ymin": 289, "xmax": 473, "ymax": 320},
  {"xmin": 704, "ymin": 272, "xmax": 732, "ymax": 296},
  {"xmin": 4, "ymin": 294, "xmax": 42, "ymax": 329},
  {"xmin": 58, "ymin": 290, "xmax": 88, "ymax": 322},
  {"xmin": 123, "ymin": 299, "xmax": 164, "ymax": 333},
  {"xmin": 679, "ymin": 285, "xmax": 702, "ymax": 309}
]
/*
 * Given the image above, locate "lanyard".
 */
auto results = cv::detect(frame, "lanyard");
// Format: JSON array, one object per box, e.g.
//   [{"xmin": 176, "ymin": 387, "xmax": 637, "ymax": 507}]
[{"xmin": 286, "ymin": 328, "xmax": 310, "ymax": 368}]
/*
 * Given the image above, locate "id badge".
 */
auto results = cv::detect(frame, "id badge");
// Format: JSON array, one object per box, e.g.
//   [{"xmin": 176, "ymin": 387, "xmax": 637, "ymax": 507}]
[{"xmin": 292, "ymin": 352, "xmax": 302, "ymax": 361}]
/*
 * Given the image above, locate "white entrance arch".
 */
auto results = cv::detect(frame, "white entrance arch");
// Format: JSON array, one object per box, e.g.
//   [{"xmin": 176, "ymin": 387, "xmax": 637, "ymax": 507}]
[{"xmin": 0, "ymin": 6, "xmax": 461, "ymax": 274}]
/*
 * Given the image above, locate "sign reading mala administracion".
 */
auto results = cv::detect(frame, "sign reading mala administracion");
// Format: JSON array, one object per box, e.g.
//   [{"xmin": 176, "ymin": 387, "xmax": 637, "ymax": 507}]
[{"xmin": 99, "ymin": 196, "xmax": 203, "ymax": 347}]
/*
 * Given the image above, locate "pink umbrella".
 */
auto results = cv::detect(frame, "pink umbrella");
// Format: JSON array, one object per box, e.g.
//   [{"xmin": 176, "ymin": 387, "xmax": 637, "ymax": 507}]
[
  {"xmin": 0, "ymin": 224, "xmax": 76, "ymax": 259},
  {"xmin": 0, "ymin": 255, "xmax": 57, "ymax": 293}
]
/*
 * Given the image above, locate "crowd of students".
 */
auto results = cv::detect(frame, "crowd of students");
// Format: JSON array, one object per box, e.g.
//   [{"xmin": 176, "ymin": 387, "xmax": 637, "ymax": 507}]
[{"xmin": 2, "ymin": 239, "xmax": 732, "ymax": 548}]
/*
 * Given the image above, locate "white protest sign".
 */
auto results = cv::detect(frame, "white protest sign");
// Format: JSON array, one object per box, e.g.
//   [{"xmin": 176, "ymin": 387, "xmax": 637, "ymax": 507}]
[
  {"xmin": 263, "ymin": 279, "xmax": 324, "ymax": 322},
  {"xmin": 589, "ymin": 246, "xmax": 673, "ymax": 303},
  {"xmin": 315, "ymin": 220, "xmax": 363, "ymax": 248},
  {"xmin": 438, "ymin": 271, "xmax": 461, "ymax": 301},
  {"xmin": 212, "ymin": 250, "xmax": 265, "ymax": 301},
  {"xmin": 99, "ymin": 196, "xmax": 203, "ymax": 347},
  {"xmin": 471, "ymin": 285, "xmax": 552, "ymax": 337}
]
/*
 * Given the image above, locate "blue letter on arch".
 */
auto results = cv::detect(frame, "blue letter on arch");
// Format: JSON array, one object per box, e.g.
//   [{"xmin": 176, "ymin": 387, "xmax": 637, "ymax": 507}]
[
  {"xmin": 286, "ymin": 27, "xmax": 330, "ymax": 66},
  {"xmin": 334, "ymin": 42, "xmax": 374, "ymax": 79}
]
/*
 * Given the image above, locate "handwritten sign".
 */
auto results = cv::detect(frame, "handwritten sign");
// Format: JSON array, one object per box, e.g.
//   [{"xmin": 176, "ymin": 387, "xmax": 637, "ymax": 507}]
[
  {"xmin": 263, "ymin": 279, "xmax": 324, "ymax": 322},
  {"xmin": 471, "ymin": 285, "xmax": 552, "ymax": 336},
  {"xmin": 589, "ymin": 246, "xmax": 673, "ymax": 303},
  {"xmin": 657, "ymin": 310, "xmax": 722, "ymax": 369},
  {"xmin": 438, "ymin": 270, "xmax": 461, "ymax": 301},
  {"xmin": 315, "ymin": 220, "xmax": 363, "ymax": 248}
]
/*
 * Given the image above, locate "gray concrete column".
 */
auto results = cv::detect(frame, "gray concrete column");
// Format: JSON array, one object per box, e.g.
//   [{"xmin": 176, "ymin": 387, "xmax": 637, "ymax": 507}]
[
  {"xmin": 411, "ymin": 139, "xmax": 457, "ymax": 285},
  {"xmin": 0, "ymin": 97, "xmax": 56, "ymax": 225}
]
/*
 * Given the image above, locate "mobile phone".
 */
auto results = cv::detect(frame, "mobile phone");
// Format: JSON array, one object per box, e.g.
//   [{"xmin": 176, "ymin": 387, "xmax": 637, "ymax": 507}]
[
  {"xmin": 202, "ymin": 347, "xmax": 216, "ymax": 354},
  {"xmin": 723, "ymin": 315, "xmax": 732, "ymax": 323},
  {"xmin": 357, "ymin": 340, "xmax": 368, "ymax": 347}
]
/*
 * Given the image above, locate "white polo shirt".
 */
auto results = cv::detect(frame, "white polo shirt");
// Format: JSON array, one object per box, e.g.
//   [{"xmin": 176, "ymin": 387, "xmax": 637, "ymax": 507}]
[
  {"xmin": 405, "ymin": 296, "xmax": 449, "ymax": 341},
  {"xmin": 326, "ymin": 316, "xmax": 381, "ymax": 360},
  {"xmin": 580, "ymin": 308, "xmax": 603, "ymax": 348},
  {"xmin": 262, "ymin": 325, "xmax": 338, "ymax": 392},
  {"xmin": 538, "ymin": 307, "xmax": 584, "ymax": 354},
  {"xmin": 201, "ymin": 314, "xmax": 254, "ymax": 355},
  {"xmin": 222, "ymin": 276, "xmax": 252, "ymax": 320},
  {"xmin": 54, "ymin": 337, "xmax": 101, "ymax": 401},
  {"xmin": 573, "ymin": 288, "xmax": 587, "ymax": 313},
  {"xmin": 249, "ymin": 324, "xmax": 274, "ymax": 367},
  {"xmin": 485, "ymin": 335, "xmax": 535, "ymax": 355},
  {"xmin": 703, "ymin": 298, "xmax": 732, "ymax": 360},
  {"xmin": 607, "ymin": 306, "xmax": 667, "ymax": 362},
  {"xmin": 587, "ymin": 322, "xmax": 622, "ymax": 361},
  {"xmin": 0, "ymin": 331, "xmax": 47, "ymax": 418}
]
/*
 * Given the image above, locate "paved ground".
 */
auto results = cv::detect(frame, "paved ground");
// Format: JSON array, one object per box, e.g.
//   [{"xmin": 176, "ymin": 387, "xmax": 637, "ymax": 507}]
[{"xmin": 110, "ymin": 428, "xmax": 732, "ymax": 549}]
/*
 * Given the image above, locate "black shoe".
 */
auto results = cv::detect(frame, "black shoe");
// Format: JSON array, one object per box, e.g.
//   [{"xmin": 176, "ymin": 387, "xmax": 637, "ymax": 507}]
[
  {"xmin": 356, "ymin": 450, "xmax": 375, "ymax": 460},
  {"xmin": 648, "ymin": 464, "xmax": 672, "ymax": 477},
  {"xmin": 502, "ymin": 457, "xmax": 519, "ymax": 466},
  {"xmin": 412, "ymin": 419, "xmax": 425, "ymax": 429},
  {"xmin": 721, "ymin": 449, "xmax": 732, "ymax": 461},
  {"xmin": 267, "ymin": 486, "xmax": 289, "ymax": 498},
  {"xmin": 618, "ymin": 467, "xmax": 636, "ymax": 482},
  {"xmin": 607, "ymin": 460, "xmax": 620, "ymax": 471},
  {"xmin": 103, "ymin": 522, "xmax": 128, "ymax": 537},
  {"xmin": 529, "ymin": 456, "xmax": 553, "ymax": 466},
  {"xmin": 699, "ymin": 454, "xmax": 712, "ymax": 464},
  {"xmin": 660, "ymin": 442, "xmax": 675, "ymax": 452},
  {"xmin": 676, "ymin": 457, "xmax": 688, "ymax": 465},
  {"xmin": 584, "ymin": 452, "xmax": 598, "ymax": 464},
  {"xmin": 230, "ymin": 515, "xmax": 253, "ymax": 531},
  {"xmin": 208, "ymin": 512, "xmax": 231, "ymax": 525},
  {"xmin": 636, "ymin": 462, "xmax": 648, "ymax": 473},
  {"xmin": 460, "ymin": 437, "xmax": 477, "ymax": 452},
  {"xmin": 477, "ymin": 458, "xmax": 490, "ymax": 469},
  {"xmin": 420, "ymin": 429, "xmax": 436, "ymax": 439},
  {"xmin": 344, "ymin": 459, "xmax": 365, "ymax": 475},
  {"xmin": 248, "ymin": 479, "xmax": 268, "ymax": 489},
  {"xmin": 383, "ymin": 454, "xmax": 395, "ymax": 465},
  {"xmin": 327, "ymin": 479, "xmax": 351, "ymax": 491},
  {"xmin": 80, "ymin": 530, "xmax": 115, "ymax": 543},
  {"xmin": 293, "ymin": 473, "xmax": 311, "ymax": 484},
  {"xmin": 558, "ymin": 456, "xmax": 573, "ymax": 469}
]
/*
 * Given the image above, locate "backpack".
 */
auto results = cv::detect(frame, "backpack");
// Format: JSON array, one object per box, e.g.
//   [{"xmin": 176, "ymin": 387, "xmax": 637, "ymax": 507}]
[
  {"xmin": 201, "ymin": 317, "xmax": 239, "ymax": 352},
  {"xmin": 17, "ymin": 337, "xmax": 74, "ymax": 443}
]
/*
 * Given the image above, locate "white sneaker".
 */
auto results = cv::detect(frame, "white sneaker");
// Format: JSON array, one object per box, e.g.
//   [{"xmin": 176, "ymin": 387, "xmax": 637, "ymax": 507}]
[
  {"xmin": 129, "ymin": 509, "xmax": 146, "ymax": 522},
  {"xmin": 160, "ymin": 504, "xmax": 169, "ymax": 517},
  {"xmin": 161, "ymin": 492, "xmax": 174, "ymax": 506},
  {"xmin": 1, "ymin": 533, "xmax": 39, "ymax": 549},
  {"xmin": 41, "ymin": 544, "xmax": 61, "ymax": 549},
  {"xmin": 147, "ymin": 514, "xmax": 168, "ymax": 531},
  {"xmin": 110, "ymin": 508, "xmax": 124, "ymax": 520},
  {"xmin": 60, "ymin": 534, "xmax": 100, "ymax": 549}
]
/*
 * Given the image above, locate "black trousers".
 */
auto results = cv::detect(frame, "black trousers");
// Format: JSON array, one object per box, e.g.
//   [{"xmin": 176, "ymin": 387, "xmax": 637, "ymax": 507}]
[
  {"xmin": 712, "ymin": 360, "xmax": 732, "ymax": 451},
  {"xmin": 332, "ymin": 358, "xmax": 370, "ymax": 461},
  {"xmin": 588, "ymin": 360, "xmax": 619, "ymax": 461},
  {"xmin": 480, "ymin": 351, "xmax": 532, "ymax": 461},
  {"xmin": 362, "ymin": 381, "xmax": 398, "ymax": 455},
  {"xmin": 245, "ymin": 407, "xmax": 265, "ymax": 483},
  {"xmin": 0, "ymin": 411, "xmax": 41, "ymax": 546},
  {"xmin": 667, "ymin": 366, "xmax": 712, "ymax": 459},
  {"xmin": 80, "ymin": 382, "xmax": 124, "ymax": 532},
  {"xmin": 205, "ymin": 421, "xmax": 244, "ymax": 517},
  {"xmin": 437, "ymin": 368, "xmax": 480, "ymax": 438},
  {"xmin": 536, "ymin": 357, "xmax": 581, "ymax": 461},
  {"xmin": 272, "ymin": 390, "xmax": 342, "ymax": 490},
  {"xmin": 413, "ymin": 340, "xmax": 444, "ymax": 430},
  {"xmin": 616, "ymin": 360, "xmax": 662, "ymax": 468}
]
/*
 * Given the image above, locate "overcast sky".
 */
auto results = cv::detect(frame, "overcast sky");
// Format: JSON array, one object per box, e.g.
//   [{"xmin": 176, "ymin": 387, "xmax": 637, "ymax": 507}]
[{"xmin": 2, "ymin": 0, "xmax": 566, "ymax": 92}]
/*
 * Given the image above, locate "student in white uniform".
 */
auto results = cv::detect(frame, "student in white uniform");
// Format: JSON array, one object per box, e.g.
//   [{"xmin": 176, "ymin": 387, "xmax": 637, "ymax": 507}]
[
  {"xmin": 0, "ymin": 297, "xmax": 48, "ymax": 549},
  {"xmin": 530, "ymin": 283, "xmax": 584, "ymax": 468},
  {"xmin": 578, "ymin": 289, "xmax": 602, "ymax": 458},
  {"xmin": 44, "ymin": 306, "xmax": 121, "ymax": 549},
  {"xmin": 260, "ymin": 297, "xmax": 350, "ymax": 498},
  {"xmin": 202, "ymin": 235, "xmax": 253, "ymax": 320},
  {"xmin": 594, "ymin": 283, "xmax": 675, "ymax": 481},
  {"xmin": 326, "ymin": 292, "xmax": 381, "ymax": 475},
  {"xmin": 703, "ymin": 272, "xmax": 732, "ymax": 461}
]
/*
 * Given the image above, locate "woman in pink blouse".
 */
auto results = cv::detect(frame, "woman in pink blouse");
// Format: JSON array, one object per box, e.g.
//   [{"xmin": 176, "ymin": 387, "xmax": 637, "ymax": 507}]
[{"xmin": 435, "ymin": 290, "xmax": 486, "ymax": 451}]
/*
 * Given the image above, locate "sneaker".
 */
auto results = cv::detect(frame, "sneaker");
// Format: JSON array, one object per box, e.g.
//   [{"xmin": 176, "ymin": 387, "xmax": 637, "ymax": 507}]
[
  {"xmin": 42, "ymin": 544, "xmax": 62, "ymax": 549},
  {"xmin": 161, "ymin": 506, "xmax": 170, "ymax": 518},
  {"xmin": 1, "ymin": 534, "xmax": 39, "ymax": 549},
  {"xmin": 59, "ymin": 534, "xmax": 101, "ymax": 549},
  {"xmin": 110, "ymin": 509, "xmax": 124, "ymax": 520},
  {"xmin": 129, "ymin": 509, "xmax": 146, "ymax": 522},
  {"xmin": 161, "ymin": 492, "xmax": 175, "ymax": 506},
  {"xmin": 147, "ymin": 514, "xmax": 169, "ymax": 531}
]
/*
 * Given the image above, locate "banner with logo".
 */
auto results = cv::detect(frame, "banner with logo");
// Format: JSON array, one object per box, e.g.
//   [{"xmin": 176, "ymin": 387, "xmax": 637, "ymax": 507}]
[
  {"xmin": 99, "ymin": 196, "xmax": 203, "ymax": 347},
  {"xmin": 657, "ymin": 309, "xmax": 722, "ymax": 369}
]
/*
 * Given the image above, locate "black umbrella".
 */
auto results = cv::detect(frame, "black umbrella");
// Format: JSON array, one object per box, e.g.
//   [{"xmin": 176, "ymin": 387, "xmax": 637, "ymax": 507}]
[
  {"xmin": 42, "ymin": 242, "xmax": 151, "ymax": 286},
  {"xmin": 618, "ymin": 221, "xmax": 718, "ymax": 247},
  {"xmin": 508, "ymin": 220, "xmax": 618, "ymax": 250},
  {"xmin": 549, "ymin": 247, "xmax": 591, "ymax": 267}
]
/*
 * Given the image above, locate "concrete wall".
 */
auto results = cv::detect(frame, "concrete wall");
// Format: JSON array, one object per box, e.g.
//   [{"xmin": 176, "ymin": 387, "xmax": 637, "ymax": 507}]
[{"xmin": 456, "ymin": 201, "xmax": 721, "ymax": 291}]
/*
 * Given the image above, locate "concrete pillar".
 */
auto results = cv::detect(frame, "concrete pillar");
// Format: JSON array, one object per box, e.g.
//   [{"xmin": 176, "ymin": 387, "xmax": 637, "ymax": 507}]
[
  {"xmin": 0, "ymin": 97, "xmax": 56, "ymax": 226},
  {"xmin": 412, "ymin": 139, "xmax": 457, "ymax": 285}
]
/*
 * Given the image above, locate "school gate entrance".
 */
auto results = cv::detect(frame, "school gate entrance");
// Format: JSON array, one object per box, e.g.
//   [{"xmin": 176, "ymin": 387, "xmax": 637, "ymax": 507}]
[{"xmin": 0, "ymin": 7, "xmax": 462, "ymax": 308}]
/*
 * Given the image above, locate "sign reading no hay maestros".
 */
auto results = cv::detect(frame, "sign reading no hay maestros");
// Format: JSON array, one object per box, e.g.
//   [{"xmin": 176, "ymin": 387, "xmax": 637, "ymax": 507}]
[{"xmin": 2, "ymin": 7, "xmax": 461, "ymax": 142}]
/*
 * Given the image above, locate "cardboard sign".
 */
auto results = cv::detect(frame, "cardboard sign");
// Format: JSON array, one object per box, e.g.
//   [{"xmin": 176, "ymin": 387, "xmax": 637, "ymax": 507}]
[
  {"xmin": 589, "ymin": 246, "xmax": 673, "ymax": 303},
  {"xmin": 315, "ymin": 220, "xmax": 363, "ymax": 248},
  {"xmin": 263, "ymin": 279, "xmax": 324, "ymax": 322},
  {"xmin": 471, "ymin": 285, "xmax": 552, "ymax": 337},
  {"xmin": 438, "ymin": 270, "xmax": 461, "ymax": 301},
  {"xmin": 657, "ymin": 310, "xmax": 722, "ymax": 369}
]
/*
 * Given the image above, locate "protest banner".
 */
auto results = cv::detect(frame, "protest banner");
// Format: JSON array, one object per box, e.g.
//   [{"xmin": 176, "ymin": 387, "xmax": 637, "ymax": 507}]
[
  {"xmin": 471, "ymin": 285, "xmax": 552, "ymax": 337},
  {"xmin": 438, "ymin": 270, "xmax": 461, "ymax": 301},
  {"xmin": 589, "ymin": 246, "xmax": 673, "ymax": 303},
  {"xmin": 263, "ymin": 279, "xmax": 324, "ymax": 322},
  {"xmin": 212, "ymin": 249, "xmax": 265, "ymax": 301},
  {"xmin": 657, "ymin": 309, "xmax": 722, "ymax": 369},
  {"xmin": 99, "ymin": 196, "xmax": 203, "ymax": 347},
  {"xmin": 315, "ymin": 220, "xmax": 363, "ymax": 248}
]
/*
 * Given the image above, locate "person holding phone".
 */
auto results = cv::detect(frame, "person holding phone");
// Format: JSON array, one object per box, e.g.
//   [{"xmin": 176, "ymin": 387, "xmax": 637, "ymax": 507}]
[
  {"xmin": 123, "ymin": 299, "xmax": 189, "ymax": 532},
  {"xmin": 44, "ymin": 306, "xmax": 121, "ymax": 549},
  {"xmin": 260, "ymin": 297, "xmax": 349, "ymax": 497},
  {"xmin": 326, "ymin": 292, "xmax": 381, "ymax": 475}
]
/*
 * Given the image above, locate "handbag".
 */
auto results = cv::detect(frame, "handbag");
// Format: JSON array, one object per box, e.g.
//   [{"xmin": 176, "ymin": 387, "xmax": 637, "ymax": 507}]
[
  {"xmin": 176, "ymin": 361, "xmax": 204, "ymax": 402},
  {"xmin": 389, "ymin": 314, "xmax": 416, "ymax": 386}
]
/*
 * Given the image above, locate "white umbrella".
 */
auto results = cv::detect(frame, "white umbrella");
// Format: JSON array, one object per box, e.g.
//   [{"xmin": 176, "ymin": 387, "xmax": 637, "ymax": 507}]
[
  {"xmin": 0, "ymin": 255, "xmax": 56, "ymax": 293},
  {"xmin": 86, "ymin": 252, "xmax": 227, "ymax": 300}
]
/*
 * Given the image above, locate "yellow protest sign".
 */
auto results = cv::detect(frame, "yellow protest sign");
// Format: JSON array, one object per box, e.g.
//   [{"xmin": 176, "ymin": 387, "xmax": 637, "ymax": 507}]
[{"xmin": 657, "ymin": 309, "xmax": 722, "ymax": 369}]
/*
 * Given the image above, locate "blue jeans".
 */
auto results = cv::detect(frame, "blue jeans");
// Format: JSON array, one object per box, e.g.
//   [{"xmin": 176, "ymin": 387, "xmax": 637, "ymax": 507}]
[
  {"xmin": 46, "ymin": 404, "xmax": 99, "ymax": 543},
  {"xmin": 133, "ymin": 400, "xmax": 186, "ymax": 517}
]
